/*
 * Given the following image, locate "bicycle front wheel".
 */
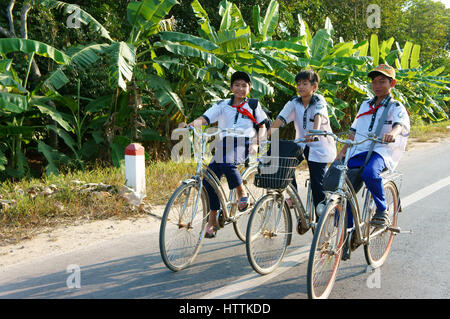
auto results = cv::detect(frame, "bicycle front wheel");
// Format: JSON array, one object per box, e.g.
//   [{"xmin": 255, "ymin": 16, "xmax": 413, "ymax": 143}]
[
  {"xmin": 246, "ymin": 194, "xmax": 292, "ymax": 275},
  {"xmin": 159, "ymin": 181, "xmax": 208, "ymax": 272},
  {"xmin": 307, "ymin": 200, "xmax": 347, "ymax": 299},
  {"xmin": 364, "ymin": 181, "xmax": 399, "ymax": 268},
  {"xmin": 233, "ymin": 167, "xmax": 266, "ymax": 242}
]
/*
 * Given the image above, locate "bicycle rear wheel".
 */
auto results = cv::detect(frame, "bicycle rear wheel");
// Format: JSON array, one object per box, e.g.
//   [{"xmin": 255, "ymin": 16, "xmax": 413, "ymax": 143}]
[
  {"xmin": 307, "ymin": 200, "xmax": 346, "ymax": 299},
  {"xmin": 364, "ymin": 181, "xmax": 399, "ymax": 268},
  {"xmin": 233, "ymin": 167, "xmax": 266, "ymax": 242},
  {"xmin": 159, "ymin": 182, "xmax": 208, "ymax": 272},
  {"xmin": 246, "ymin": 194, "xmax": 292, "ymax": 275}
]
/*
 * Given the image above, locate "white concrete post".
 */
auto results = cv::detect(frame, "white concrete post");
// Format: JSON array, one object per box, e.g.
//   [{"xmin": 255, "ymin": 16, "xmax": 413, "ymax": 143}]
[{"xmin": 125, "ymin": 143, "xmax": 146, "ymax": 196}]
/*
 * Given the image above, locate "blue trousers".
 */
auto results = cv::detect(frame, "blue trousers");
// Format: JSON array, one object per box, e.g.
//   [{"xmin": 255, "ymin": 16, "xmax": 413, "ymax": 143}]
[{"xmin": 346, "ymin": 151, "xmax": 386, "ymax": 228}]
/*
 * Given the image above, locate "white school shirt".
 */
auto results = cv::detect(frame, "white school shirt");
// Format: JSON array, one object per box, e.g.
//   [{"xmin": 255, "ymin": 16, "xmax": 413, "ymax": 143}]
[
  {"xmin": 350, "ymin": 95, "xmax": 410, "ymax": 172},
  {"xmin": 277, "ymin": 94, "xmax": 337, "ymax": 163},
  {"xmin": 202, "ymin": 98, "xmax": 268, "ymax": 164}
]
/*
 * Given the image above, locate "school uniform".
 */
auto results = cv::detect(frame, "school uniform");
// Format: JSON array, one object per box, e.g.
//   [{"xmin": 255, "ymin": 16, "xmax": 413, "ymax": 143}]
[
  {"xmin": 277, "ymin": 94, "xmax": 337, "ymax": 207},
  {"xmin": 347, "ymin": 94, "xmax": 410, "ymax": 227},
  {"xmin": 201, "ymin": 98, "xmax": 268, "ymax": 211}
]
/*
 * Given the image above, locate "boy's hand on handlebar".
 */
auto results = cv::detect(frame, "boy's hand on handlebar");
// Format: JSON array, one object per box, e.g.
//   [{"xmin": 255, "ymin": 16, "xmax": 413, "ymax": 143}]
[
  {"xmin": 178, "ymin": 122, "xmax": 188, "ymax": 128},
  {"xmin": 305, "ymin": 135, "xmax": 319, "ymax": 142},
  {"xmin": 382, "ymin": 133, "xmax": 396, "ymax": 143}
]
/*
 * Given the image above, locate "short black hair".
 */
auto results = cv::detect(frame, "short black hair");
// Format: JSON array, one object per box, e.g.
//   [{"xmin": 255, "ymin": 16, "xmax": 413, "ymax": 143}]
[
  {"xmin": 231, "ymin": 71, "xmax": 251, "ymax": 85},
  {"xmin": 295, "ymin": 69, "xmax": 320, "ymax": 85}
]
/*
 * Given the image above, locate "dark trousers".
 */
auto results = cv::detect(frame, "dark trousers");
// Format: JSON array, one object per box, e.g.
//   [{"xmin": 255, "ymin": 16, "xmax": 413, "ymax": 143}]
[
  {"xmin": 203, "ymin": 137, "xmax": 249, "ymax": 211},
  {"xmin": 203, "ymin": 162, "xmax": 242, "ymax": 211},
  {"xmin": 291, "ymin": 146, "xmax": 327, "ymax": 208}
]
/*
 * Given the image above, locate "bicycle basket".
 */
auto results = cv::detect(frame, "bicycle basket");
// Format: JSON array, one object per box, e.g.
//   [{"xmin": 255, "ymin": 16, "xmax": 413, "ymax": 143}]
[
  {"xmin": 323, "ymin": 160, "xmax": 344, "ymax": 192},
  {"xmin": 254, "ymin": 156, "xmax": 299, "ymax": 189},
  {"xmin": 323, "ymin": 160, "xmax": 364, "ymax": 193}
]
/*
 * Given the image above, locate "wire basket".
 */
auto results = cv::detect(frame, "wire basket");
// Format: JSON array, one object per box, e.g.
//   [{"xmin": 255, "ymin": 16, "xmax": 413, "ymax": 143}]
[{"xmin": 254, "ymin": 156, "xmax": 299, "ymax": 190}]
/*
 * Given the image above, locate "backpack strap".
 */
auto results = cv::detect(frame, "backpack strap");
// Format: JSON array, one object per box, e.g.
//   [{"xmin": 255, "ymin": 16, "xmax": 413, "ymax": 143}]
[
  {"xmin": 248, "ymin": 98, "xmax": 272, "ymax": 130},
  {"xmin": 363, "ymin": 99, "xmax": 394, "ymax": 166}
]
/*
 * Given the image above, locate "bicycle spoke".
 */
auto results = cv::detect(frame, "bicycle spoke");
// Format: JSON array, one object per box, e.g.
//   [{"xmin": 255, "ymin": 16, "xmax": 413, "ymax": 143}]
[{"xmin": 160, "ymin": 183, "xmax": 207, "ymax": 271}]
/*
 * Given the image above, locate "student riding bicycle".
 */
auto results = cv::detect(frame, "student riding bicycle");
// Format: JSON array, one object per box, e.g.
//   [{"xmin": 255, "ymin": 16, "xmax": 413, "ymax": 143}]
[
  {"xmin": 336, "ymin": 64, "xmax": 410, "ymax": 228},
  {"xmin": 178, "ymin": 71, "xmax": 268, "ymax": 238}
]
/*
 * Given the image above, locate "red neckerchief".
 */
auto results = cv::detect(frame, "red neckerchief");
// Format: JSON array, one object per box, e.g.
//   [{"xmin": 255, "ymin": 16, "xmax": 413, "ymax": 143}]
[
  {"xmin": 356, "ymin": 102, "xmax": 383, "ymax": 118},
  {"xmin": 231, "ymin": 100, "xmax": 259, "ymax": 125}
]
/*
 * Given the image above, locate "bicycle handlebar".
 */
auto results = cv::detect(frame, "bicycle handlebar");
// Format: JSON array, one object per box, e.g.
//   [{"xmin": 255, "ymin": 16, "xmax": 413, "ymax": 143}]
[
  {"xmin": 181, "ymin": 125, "xmax": 248, "ymax": 138},
  {"xmin": 306, "ymin": 129, "xmax": 389, "ymax": 146}
]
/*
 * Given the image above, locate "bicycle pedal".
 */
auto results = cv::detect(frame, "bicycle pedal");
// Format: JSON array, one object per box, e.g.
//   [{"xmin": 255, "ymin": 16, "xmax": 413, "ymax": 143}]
[{"xmin": 387, "ymin": 226, "xmax": 400, "ymax": 233}]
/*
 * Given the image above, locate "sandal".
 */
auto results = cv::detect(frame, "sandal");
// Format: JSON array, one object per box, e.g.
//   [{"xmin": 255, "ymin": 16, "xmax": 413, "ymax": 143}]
[
  {"xmin": 204, "ymin": 224, "xmax": 217, "ymax": 239},
  {"xmin": 238, "ymin": 197, "xmax": 249, "ymax": 212},
  {"xmin": 369, "ymin": 210, "xmax": 389, "ymax": 228}
]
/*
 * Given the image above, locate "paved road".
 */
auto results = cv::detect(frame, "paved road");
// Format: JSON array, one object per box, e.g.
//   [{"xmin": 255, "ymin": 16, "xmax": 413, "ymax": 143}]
[{"xmin": 0, "ymin": 141, "xmax": 449, "ymax": 300}]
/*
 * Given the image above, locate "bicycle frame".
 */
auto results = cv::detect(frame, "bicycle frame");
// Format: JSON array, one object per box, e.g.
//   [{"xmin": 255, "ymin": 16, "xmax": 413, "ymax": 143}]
[{"xmin": 255, "ymin": 137, "xmax": 315, "ymax": 235}]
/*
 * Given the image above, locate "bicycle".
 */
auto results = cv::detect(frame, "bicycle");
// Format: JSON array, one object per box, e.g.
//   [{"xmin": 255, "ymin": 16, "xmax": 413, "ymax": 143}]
[
  {"xmin": 306, "ymin": 130, "xmax": 404, "ymax": 299},
  {"xmin": 245, "ymin": 138, "xmax": 318, "ymax": 275},
  {"xmin": 159, "ymin": 126, "xmax": 265, "ymax": 272}
]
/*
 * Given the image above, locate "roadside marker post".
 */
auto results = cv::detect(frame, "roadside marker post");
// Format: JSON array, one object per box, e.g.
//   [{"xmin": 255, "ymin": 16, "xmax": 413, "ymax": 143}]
[{"xmin": 125, "ymin": 143, "xmax": 146, "ymax": 197}]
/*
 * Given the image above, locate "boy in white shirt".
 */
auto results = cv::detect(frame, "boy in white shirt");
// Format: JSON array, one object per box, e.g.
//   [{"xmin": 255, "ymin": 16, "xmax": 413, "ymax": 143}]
[
  {"xmin": 179, "ymin": 71, "xmax": 268, "ymax": 238},
  {"xmin": 268, "ymin": 70, "xmax": 337, "ymax": 211},
  {"xmin": 337, "ymin": 64, "xmax": 410, "ymax": 228}
]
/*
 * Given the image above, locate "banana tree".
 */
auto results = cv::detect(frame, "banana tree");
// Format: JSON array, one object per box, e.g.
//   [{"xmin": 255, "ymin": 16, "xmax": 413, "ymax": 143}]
[
  {"xmin": 0, "ymin": 38, "xmax": 73, "ymax": 178},
  {"xmin": 155, "ymin": 0, "xmax": 281, "ymax": 114},
  {"xmin": 27, "ymin": 0, "xmax": 183, "ymax": 167}
]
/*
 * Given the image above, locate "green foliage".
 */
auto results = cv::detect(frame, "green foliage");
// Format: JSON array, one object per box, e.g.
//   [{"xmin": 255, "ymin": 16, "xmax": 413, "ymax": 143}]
[{"xmin": 0, "ymin": 0, "xmax": 448, "ymax": 182}]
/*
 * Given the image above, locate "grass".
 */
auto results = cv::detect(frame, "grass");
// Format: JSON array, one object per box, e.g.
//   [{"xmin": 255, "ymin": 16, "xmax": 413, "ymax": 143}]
[
  {"xmin": 409, "ymin": 119, "xmax": 450, "ymax": 142},
  {"xmin": 0, "ymin": 161, "xmax": 196, "ymax": 244},
  {"xmin": 0, "ymin": 119, "xmax": 449, "ymax": 245}
]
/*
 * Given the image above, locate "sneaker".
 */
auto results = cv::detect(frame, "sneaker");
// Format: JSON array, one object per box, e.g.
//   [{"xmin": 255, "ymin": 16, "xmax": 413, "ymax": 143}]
[{"xmin": 369, "ymin": 209, "xmax": 389, "ymax": 228}]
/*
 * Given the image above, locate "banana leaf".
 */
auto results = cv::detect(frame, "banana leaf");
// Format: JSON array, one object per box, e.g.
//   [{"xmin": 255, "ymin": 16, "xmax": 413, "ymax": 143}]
[
  {"xmin": 0, "ymin": 38, "xmax": 71, "ymax": 65},
  {"xmin": 370, "ymin": 34, "xmax": 379, "ymax": 66},
  {"xmin": 159, "ymin": 31, "xmax": 218, "ymax": 51},
  {"xmin": 310, "ymin": 29, "xmax": 333, "ymax": 60},
  {"xmin": 0, "ymin": 92, "xmax": 27, "ymax": 113},
  {"xmin": 253, "ymin": 40, "xmax": 308, "ymax": 54},
  {"xmin": 32, "ymin": 0, "xmax": 112, "ymax": 41},
  {"xmin": 401, "ymin": 42, "xmax": 413, "ymax": 69},
  {"xmin": 38, "ymin": 140, "xmax": 71, "ymax": 176},
  {"xmin": 261, "ymin": 0, "xmax": 279, "ymax": 41},
  {"xmin": 155, "ymin": 41, "xmax": 225, "ymax": 68},
  {"xmin": 107, "ymin": 42, "xmax": 136, "ymax": 91},
  {"xmin": 218, "ymin": 0, "xmax": 246, "ymax": 31},
  {"xmin": 33, "ymin": 101, "xmax": 72, "ymax": 131},
  {"xmin": 252, "ymin": 5, "xmax": 263, "ymax": 36},
  {"xmin": 127, "ymin": 0, "xmax": 178, "ymax": 42},
  {"xmin": 191, "ymin": 0, "xmax": 218, "ymax": 42}
]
